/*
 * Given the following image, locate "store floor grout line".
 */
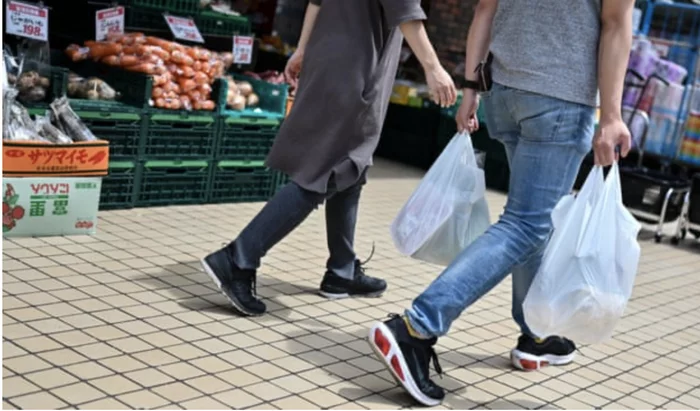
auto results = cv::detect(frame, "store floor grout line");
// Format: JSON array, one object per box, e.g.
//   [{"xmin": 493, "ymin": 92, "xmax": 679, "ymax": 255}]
[{"xmin": 4, "ymin": 160, "xmax": 700, "ymax": 410}]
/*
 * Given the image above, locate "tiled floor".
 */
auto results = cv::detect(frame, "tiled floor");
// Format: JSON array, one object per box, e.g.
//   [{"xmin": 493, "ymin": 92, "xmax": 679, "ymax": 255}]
[{"xmin": 3, "ymin": 159, "xmax": 700, "ymax": 410}]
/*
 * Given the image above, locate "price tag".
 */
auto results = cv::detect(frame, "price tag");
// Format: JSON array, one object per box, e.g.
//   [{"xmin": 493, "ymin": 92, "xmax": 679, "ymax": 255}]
[
  {"xmin": 164, "ymin": 15, "xmax": 204, "ymax": 44},
  {"xmin": 5, "ymin": 1, "xmax": 48, "ymax": 42},
  {"xmin": 95, "ymin": 6, "xmax": 125, "ymax": 41},
  {"xmin": 233, "ymin": 36, "xmax": 254, "ymax": 64}
]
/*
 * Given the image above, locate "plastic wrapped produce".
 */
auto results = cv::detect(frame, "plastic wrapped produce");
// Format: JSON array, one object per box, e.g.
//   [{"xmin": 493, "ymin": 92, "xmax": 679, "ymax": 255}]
[{"xmin": 50, "ymin": 97, "xmax": 98, "ymax": 142}]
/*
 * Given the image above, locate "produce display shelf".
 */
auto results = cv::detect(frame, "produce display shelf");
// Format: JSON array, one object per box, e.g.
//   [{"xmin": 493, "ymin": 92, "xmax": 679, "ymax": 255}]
[
  {"xmin": 221, "ymin": 74, "xmax": 288, "ymax": 118},
  {"xmin": 100, "ymin": 161, "xmax": 140, "ymax": 210},
  {"xmin": 215, "ymin": 117, "xmax": 280, "ymax": 161},
  {"xmin": 195, "ymin": 11, "xmax": 252, "ymax": 36},
  {"xmin": 144, "ymin": 112, "xmax": 217, "ymax": 160},
  {"xmin": 16, "ymin": 66, "xmax": 68, "ymax": 112},
  {"xmin": 74, "ymin": 109, "xmax": 146, "ymax": 160},
  {"xmin": 137, "ymin": 160, "xmax": 211, "ymax": 206},
  {"xmin": 126, "ymin": 8, "xmax": 251, "ymax": 37},
  {"xmin": 208, "ymin": 160, "xmax": 278, "ymax": 203},
  {"xmin": 130, "ymin": 0, "xmax": 201, "ymax": 16}
]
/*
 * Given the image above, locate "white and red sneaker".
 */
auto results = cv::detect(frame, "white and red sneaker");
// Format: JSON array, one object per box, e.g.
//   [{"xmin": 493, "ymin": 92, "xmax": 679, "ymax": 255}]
[
  {"xmin": 511, "ymin": 334, "xmax": 577, "ymax": 371},
  {"xmin": 368, "ymin": 315, "xmax": 445, "ymax": 406}
]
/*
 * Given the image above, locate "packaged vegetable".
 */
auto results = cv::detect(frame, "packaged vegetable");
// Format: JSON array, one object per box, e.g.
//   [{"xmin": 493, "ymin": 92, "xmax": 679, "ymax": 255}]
[
  {"xmin": 50, "ymin": 97, "xmax": 98, "ymax": 142},
  {"xmin": 86, "ymin": 41, "xmax": 123, "ymax": 59}
]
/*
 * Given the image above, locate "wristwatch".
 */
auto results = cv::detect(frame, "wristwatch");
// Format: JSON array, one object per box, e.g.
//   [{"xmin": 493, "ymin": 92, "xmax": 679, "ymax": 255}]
[{"xmin": 458, "ymin": 77, "xmax": 482, "ymax": 91}]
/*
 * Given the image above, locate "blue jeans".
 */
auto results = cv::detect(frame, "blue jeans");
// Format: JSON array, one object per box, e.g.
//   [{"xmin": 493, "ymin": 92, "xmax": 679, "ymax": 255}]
[{"xmin": 406, "ymin": 83, "xmax": 595, "ymax": 337}]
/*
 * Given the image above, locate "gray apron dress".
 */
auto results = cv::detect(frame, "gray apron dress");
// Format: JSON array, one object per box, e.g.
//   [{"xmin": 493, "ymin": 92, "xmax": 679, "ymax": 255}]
[{"xmin": 265, "ymin": 0, "xmax": 427, "ymax": 194}]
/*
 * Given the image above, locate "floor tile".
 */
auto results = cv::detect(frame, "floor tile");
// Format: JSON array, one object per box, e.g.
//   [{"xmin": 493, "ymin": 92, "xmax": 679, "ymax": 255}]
[
  {"xmin": 3, "ymin": 160, "xmax": 700, "ymax": 409},
  {"xmin": 51, "ymin": 382, "xmax": 106, "ymax": 405},
  {"xmin": 25, "ymin": 368, "xmax": 78, "ymax": 390},
  {"xmin": 10, "ymin": 392, "xmax": 67, "ymax": 409},
  {"xmin": 2, "ymin": 376, "xmax": 41, "ymax": 397}
]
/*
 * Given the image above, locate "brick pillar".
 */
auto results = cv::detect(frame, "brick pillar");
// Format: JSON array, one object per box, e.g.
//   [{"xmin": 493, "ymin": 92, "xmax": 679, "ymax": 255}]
[{"xmin": 425, "ymin": 0, "xmax": 479, "ymax": 74}]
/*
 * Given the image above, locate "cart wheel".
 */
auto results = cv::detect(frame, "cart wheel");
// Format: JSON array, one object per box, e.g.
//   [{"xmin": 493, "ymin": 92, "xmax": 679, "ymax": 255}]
[
  {"xmin": 654, "ymin": 233, "xmax": 662, "ymax": 243},
  {"xmin": 671, "ymin": 236, "xmax": 680, "ymax": 245}
]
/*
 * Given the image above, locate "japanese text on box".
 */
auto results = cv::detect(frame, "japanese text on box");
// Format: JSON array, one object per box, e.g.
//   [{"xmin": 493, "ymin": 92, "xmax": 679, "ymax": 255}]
[
  {"xmin": 165, "ymin": 15, "xmax": 204, "ymax": 43},
  {"xmin": 5, "ymin": 0, "xmax": 48, "ymax": 41},
  {"xmin": 233, "ymin": 36, "xmax": 254, "ymax": 64},
  {"xmin": 96, "ymin": 6, "xmax": 125, "ymax": 41}
]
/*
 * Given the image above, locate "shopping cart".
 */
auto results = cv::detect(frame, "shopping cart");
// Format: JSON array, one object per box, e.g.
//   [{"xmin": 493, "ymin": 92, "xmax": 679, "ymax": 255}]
[
  {"xmin": 619, "ymin": 71, "xmax": 691, "ymax": 242},
  {"xmin": 671, "ymin": 174, "xmax": 700, "ymax": 244}
]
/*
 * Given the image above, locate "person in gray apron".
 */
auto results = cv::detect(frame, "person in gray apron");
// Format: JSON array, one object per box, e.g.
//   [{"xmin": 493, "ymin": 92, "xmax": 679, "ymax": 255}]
[
  {"xmin": 367, "ymin": 0, "xmax": 635, "ymax": 405},
  {"xmin": 201, "ymin": 0, "xmax": 457, "ymax": 317}
]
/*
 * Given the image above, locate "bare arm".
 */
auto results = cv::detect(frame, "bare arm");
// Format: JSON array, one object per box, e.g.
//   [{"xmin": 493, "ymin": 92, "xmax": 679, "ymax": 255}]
[
  {"xmin": 464, "ymin": 0, "xmax": 498, "ymax": 81},
  {"xmin": 455, "ymin": 0, "xmax": 497, "ymax": 132},
  {"xmin": 400, "ymin": 20, "xmax": 457, "ymax": 106},
  {"xmin": 399, "ymin": 20, "xmax": 441, "ymax": 71},
  {"xmin": 598, "ymin": 0, "xmax": 634, "ymax": 123},
  {"xmin": 297, "ymin": 2, "xmax": 321, "ymax": 53},
  {"xmin": 592, "ymin": 0, "xmax": 634, "ymax": 165}
]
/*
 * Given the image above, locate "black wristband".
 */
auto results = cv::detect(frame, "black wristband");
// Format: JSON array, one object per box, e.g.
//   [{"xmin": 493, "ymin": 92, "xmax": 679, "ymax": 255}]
[{"xmin": 459, "ymin": 78, "xmax": 482, "ymax": 91}]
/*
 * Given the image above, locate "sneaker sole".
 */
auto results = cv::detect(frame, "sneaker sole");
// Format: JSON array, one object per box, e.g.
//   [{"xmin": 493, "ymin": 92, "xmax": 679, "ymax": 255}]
[
  {"xmin": 200, "ymin": 258, "xmax": 264, "ymax": 317},
  {"xmin": 319, "ymin": 290, "xmax": 385, "ymax": 300},
  {"xmin": 510, "ymin": 349, "xmax": 576, "ymax": 371},
  {"xmin": 368, "ymin": 322, "xmax": 442, "ymax": 407}
]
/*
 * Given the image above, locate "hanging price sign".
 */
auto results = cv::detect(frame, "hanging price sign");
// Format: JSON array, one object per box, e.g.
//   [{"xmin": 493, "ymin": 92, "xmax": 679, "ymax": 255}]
[
  {"xmin": 95, "ymin": 6, "xmax": 125, "ymax": 41},
  {"xmin": 233, "ymin": 36, "xmax": 254, "ymax": 64},
  {"xmin": 5, "ymin": 1, "xmax": 49, "ymax": 42},
  {"xmin": 164, "ymin": 15, "xmax": 204, "ymax": 43}
]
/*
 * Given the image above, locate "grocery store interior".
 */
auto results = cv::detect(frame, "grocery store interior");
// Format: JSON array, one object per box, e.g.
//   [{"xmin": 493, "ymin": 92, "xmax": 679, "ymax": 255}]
[{"xmin": 2, "ymin": 0, "xmax": 700, "ymax": 409}]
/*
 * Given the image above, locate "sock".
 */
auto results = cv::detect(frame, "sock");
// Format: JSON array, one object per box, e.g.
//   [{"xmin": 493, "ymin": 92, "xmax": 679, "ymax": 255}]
[{"xmin": 403, "ymin": 316, "xmax": 427, "ymax": 339}]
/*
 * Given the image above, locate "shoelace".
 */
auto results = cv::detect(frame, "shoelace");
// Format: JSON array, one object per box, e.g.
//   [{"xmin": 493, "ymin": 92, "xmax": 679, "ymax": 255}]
[
  {"xmin": 356, "ymin": 243, "xmax": 376, "ymax": 279},
  {"xmin": 388, "ymin": 314, "xmax": 443, "ymax": 378}
]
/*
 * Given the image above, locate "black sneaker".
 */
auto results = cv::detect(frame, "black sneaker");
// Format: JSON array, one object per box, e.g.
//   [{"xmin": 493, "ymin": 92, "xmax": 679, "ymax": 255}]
[
  {"xmin": 510, "ymin": 334, "xmax": 576, "ymax": 371},
  {"xmin": 319, "ymin": 259, "xmax": 387, "ymax": 299},
  {"xmin": 368, "ymin": 314, "xmax": 445, "ymax": 406},
  {"xmin": 201, "ymin": 247, "xmax": 266, "ymax": 316}
]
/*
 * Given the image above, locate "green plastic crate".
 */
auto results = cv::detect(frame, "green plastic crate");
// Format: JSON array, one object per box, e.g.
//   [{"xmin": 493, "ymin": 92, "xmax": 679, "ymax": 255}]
[
  {"xmin": 126, "ymin": 8, "xmax": 251, "ymax": 36},
  {"xmin": 137, "ymin": 160, "xmax": 210, "ymax": 206},
  {"xmin": 219, "ymin": 75, "xmax": 288, "ymax": 119},
  {"xmin": 74, "ymin": 110, "xmax": 146, "ymax": 160},
  {"xmin": 100, "ymin": 161, "xmax": 140, "ymax": 210},
  {"xmin": 131, "ymin": 0, "xmax": 200, "ymax": 15},
  {"xmin": 215, "ymin": 117, "xmax": 280, "ymax": 160},
  {"xmin": 144, "ymin": 112, "xmax": 217, "ymax": 159},
  {"xmin": 126, "ymin": 8, "xmax": 169, "ymax": 32},
  {"xmin": 272, "ymin": 171, "xmax": 290, "ymax": 193},
  {"xmin": 208, "ymin": 160, "xmax": 277, "ymax": 203},
  {"xmin": 195, "ymin": 10, "xmax": 252, "ymax": 36}
]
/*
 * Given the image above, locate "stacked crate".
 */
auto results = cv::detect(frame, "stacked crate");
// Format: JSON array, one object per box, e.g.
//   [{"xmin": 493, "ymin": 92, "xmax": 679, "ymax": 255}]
[
  {"xmin": 121, "ymin": 0, "xmax": 252, "ymax": 38},
  {"xmin": 210, "ymin": 77, "xmax": 288, "ymax": 204},
  {"xmin": 28, "ymin": 55, "xmax": 288, "ymax": 210}
]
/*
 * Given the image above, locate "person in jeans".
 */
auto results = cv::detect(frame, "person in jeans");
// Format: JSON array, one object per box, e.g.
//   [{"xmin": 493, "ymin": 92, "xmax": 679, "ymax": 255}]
[
  {"xmin": 368, "ymin": 0, "xmax": 635, "ymax": 405},
  {"xmin": 201, "ymin": 0, "xmax": 457, "ymax": 316}
]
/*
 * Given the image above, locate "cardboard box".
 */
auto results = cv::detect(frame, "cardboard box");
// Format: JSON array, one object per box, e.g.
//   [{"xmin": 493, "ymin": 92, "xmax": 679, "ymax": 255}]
[
  {"xmin": 3, "ymin": 140, "xmax": 110, "ymax": 177},
  {"xmin": 3, "ymin": 177, "xmax": 102, "ymax": 237}
]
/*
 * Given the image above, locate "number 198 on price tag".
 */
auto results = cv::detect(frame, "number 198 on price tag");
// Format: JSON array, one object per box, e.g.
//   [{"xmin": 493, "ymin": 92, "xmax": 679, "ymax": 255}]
[{"xmin": 5, "ymin": 0, "xmax": 49, "ymax": 42}]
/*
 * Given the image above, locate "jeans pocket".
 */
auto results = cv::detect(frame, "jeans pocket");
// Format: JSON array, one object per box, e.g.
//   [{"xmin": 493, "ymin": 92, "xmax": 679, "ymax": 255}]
[{"xmin": 517, "ymin": 95, "xmax": 595, "ymax": 150}]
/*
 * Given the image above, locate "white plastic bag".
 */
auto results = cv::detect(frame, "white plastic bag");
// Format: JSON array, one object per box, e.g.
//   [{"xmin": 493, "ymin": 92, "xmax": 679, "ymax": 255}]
[
  {"xmin": 391, "ymin": 132, "xmax": 491, "ymax": 266},
  {"xmin": 523, "ymin": 163, "xmax": 641, "ymax": 344}
]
